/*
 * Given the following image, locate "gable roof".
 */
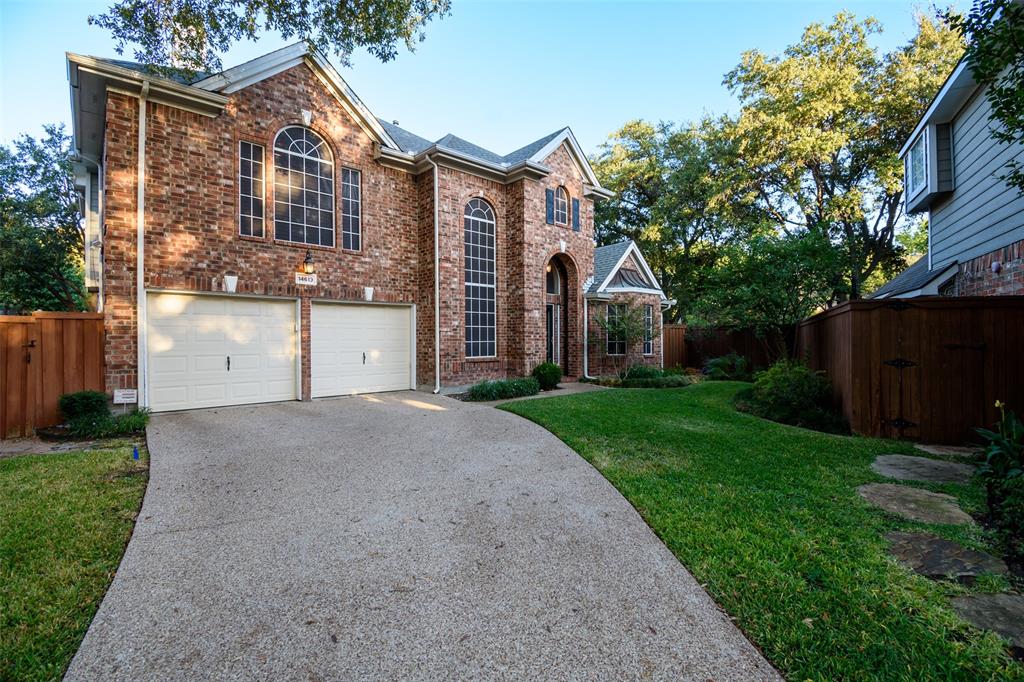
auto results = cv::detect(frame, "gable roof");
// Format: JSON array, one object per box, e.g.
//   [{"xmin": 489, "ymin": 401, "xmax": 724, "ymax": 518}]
[
  {"xmin": 869, "ymin": 257, "xmax": 958, "ymax": 298},
  {"xmin": 588, "ymin": 240, "xmax": 667, "ymax": 301},
  {"xmin": 67, "ymin": 43, "xmax": 612, "ymax": 194}
]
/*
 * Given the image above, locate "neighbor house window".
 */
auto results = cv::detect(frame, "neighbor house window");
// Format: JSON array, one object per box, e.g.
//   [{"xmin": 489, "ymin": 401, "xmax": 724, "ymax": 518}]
[
  {"xmin": 273, "ymin": 126, "xmax": 334, "ymax": 247},
  {"xmin": 464, "ymin": 198, "xmax": 496, "ymax": 358},
  {"xmin": 341, "ymin": 167, "xmax": 361, "ymax": 250},
  {"xmin": 554, "ymin": 186, "xmax": 569, "ymax": 225},
  {"xmin": 906, "ymin": 133, "xmax": 926, "ymax": 197},
  {"xmin": 607, "ymin": 303, "xmax": 626, "ymax": 356},
  {"xmin": 239, "ymin": 141, "xmax": 265, "ymax": 237},
  {"xmin": 643, "ymin": 304, "xmax": 654, "ymax": 355}
]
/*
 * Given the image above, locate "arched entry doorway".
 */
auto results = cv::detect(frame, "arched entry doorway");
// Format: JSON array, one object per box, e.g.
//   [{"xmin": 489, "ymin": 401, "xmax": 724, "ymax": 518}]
[{"xmin": 544, "ymin": 257, "xmax": 569, "ymax": 370}]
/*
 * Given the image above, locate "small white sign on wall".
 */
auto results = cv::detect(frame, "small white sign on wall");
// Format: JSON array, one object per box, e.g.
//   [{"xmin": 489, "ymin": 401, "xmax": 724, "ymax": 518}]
[
  {"xmin": 113, "ymin": 388, "xmax": 138, "ymax": 404},
  {"xmin": 295, "ymin": 272, "xmax": 318, "ymax": 286}
]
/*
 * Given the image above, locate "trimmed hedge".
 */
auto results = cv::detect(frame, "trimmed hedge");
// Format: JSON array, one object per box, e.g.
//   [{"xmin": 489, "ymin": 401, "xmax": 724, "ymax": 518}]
[
  {"xmin": 532, "ymin": 362, "xmax": 562, "ymax": 390},
  {"xmin": 465, "ymin": 377, "xmax": 540, "ymax": 402},
  {"xmin": 735, "ymin": 360, "xmax": 848, "ymax": 434},
  {"xmin": 68, "ymin": 409, "xmax": 150, "ymax": 438},
  {"xmin": 59, "ymin": 390, "xmax": 109, "ymax": 422},
  {"xmin": 619, "ymin": 375, "xmax": 692, "ymax": 389},
  {"xmin": 624, "ymin": 364, "xmax": 665, "ymax": 380}
]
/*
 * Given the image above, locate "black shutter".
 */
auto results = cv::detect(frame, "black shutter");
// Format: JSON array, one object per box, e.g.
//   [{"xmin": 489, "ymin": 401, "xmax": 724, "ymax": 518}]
[
  {"xmin": 571, "ymin": 198, "xmax": 580, "ymax": 232},
  {"xmin": 545, "ymin": 188, "xmax": 555, "ymax": 224}
]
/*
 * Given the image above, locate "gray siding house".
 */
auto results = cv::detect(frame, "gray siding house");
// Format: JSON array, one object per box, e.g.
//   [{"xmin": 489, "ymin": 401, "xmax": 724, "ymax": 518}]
[{"xmin": 873, "ymin": 58, "xmax": 1024, "ymax": 298}]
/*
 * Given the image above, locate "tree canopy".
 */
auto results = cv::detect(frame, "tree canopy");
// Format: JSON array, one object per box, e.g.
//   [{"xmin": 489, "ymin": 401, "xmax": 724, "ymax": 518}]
[
  {"xmin": 0, "ymin": 126, "xmax": 86, "ymax": 314},
  {"xmin": 90, "ymin": 0, "xmax": 452, "ymax": 73}
]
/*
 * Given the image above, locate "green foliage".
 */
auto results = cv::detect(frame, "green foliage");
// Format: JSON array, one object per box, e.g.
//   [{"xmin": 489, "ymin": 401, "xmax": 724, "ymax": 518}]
[
  {"xmin": 503, "ymin": 383, "xmax": 1020, "ymax": 679},
  {"xmin": 89, "ymin": 0, "xmax": 452, "ymax": 74},
  {"xmin": 592, "ymin": 119, "xmax": 767, "ymax": 321},
  {"xmin": 58, "ymin": 390, "xmax": 110, "ymax": 422},
  {"xmin": 0, "ymin": 125, "xmax": 86, "ymax": 313},
  {"xmin": 702, "ymin": 353, "xmax": 752, "ymax": 381},
  {"xmin": 619, "ymin": 374, "xmax": 691, "ymax": 389},
  {"xmin": 976, "ymin": 401, "xmax": 1024, "ymax": 559},
  {"xmin": 736, "ymin": 360, "xmax": 849, "ymax": 434},
  {"xmin": 724, "ymin": 12, "xmax": 964, "ymax": 299},
  {"xmin": 68, "ymin": 409, "xmax": 150, "ymax": 439},
  {"xmin": 624, "ymin": 364, "xmax": 665, "ymax": 380},
  {"xmin": 593, "ymin": 301, "xmax": 659, "ymax": 378},
  {"xmin": 465, "ymin": 377, "xmax": 539, "ymax": 402},
  {"xmin": 950, "ymin": 1, "xmax": 1024, "ymax": 193},
  {"xmin": 531, "ymin": 362, "xmax": 562, "ymax": 391},
  {"xmin": 689, "ymin": 232, "xmax": 841, "ymax": 355}
]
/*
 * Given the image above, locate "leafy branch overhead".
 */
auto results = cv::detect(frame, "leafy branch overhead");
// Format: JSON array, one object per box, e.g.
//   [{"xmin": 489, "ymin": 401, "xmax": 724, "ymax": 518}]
[{"xmin": 89, "ymin": 0, "xmax": 452, "ymax": 73}]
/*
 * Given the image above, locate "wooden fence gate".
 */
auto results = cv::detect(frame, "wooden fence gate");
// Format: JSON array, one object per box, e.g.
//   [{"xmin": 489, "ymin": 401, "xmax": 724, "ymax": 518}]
[{"xmin": 0, "ymin": 312, "xmax": 105, "ymax": 439}]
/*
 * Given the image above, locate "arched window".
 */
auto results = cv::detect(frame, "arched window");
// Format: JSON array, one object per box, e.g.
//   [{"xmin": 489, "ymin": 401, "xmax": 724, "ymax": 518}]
[
  {"xmin": 464, "ymin": 198, "xmax": 496, "ymax": 358},
  {"xmin": 554, "ymin": 186, "xmax": 569, "ymax": 225},
  {"xmin": 273, "ymin": 126, "xmax": 335, "ymax": 247}
]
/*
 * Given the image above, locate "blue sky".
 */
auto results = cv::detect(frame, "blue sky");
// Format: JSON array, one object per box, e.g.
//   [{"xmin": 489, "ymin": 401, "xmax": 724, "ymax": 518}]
[{"xmin": 1, "ymin": 0, "xmax": 941, "ymax": 155}]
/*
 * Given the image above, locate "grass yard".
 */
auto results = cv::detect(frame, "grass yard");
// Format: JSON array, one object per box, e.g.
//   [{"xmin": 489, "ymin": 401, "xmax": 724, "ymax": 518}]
[
  {"xmin": 0, "ymin": 441, "xmax": 148, "ymax": 681},
  {"xmin": 503, "ymin": 382, "xmax": 1022, "ymax": 681}
]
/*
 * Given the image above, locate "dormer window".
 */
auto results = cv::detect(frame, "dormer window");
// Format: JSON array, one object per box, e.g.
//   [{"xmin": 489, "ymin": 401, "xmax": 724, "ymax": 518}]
[{"xmin": 906, "ymin": 133, "xmax": 926, "ymax": 198}]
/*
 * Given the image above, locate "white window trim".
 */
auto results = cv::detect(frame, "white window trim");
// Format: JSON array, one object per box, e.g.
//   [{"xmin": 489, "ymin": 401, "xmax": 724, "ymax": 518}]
[
  {"xmin": 272, "ymin": 126, "xmax": 336, "ymax": 248},
  {"xmin": 643, "ymin": 304, "xmax": 654, "ymax": 356},
  {"xmin": 464, "ymin": 198, "xmax": 498, "ymax": 359},
  {"xmin": 905, "ymin": 130, "xmax": 928, "ymax": 201},
  {"xmin": 238, "ymin": 140, "xmax": 266, "ymax": 238},
  {"xmin": 554, "ymin": 186, "xmax": 569, "ymax": 226},
  {"xmin": 340, "ymin": 166, "xmax": 361, "ymax": 251},
  {"xmin": 606, "ymin": 303, "xmax": 626, "ymax": 356}
]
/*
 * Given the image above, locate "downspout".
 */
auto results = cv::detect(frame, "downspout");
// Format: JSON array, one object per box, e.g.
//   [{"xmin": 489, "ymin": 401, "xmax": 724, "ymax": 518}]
[
  {"xmin": 426, "ymin": 154, "xmax": 441, "ymax": 393},
  {"xmin": 136, "ymin": 81, "xmax": 149, "ymax": 407},
  {"xmin": 582, "ymin": 295, "xmax": 595, "ymax": 380}
]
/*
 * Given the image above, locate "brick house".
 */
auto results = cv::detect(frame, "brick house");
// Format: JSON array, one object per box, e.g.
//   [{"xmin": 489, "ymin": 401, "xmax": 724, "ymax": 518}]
[
  {"xmin": 68, "ymin": 43, "xmax": 669, "ymax": 412},
  {"xmin": 873, "ymin": 56, "xmax": 1024, "ymax": 299}
]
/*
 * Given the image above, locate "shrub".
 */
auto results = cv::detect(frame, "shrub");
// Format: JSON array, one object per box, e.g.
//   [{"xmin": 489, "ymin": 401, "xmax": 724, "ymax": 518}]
[
  {"xmin": 68, "ymin": 409, "xmax": 150, "ymax": 438},
  {"xmin": 735, "ymin": 360, "xmax": 848, "ymax": 434},
  {"xmin": 976, "ymin": 402, "xmax": 1024, "ymax": 560},
  {"xmin": 465, "ymin": 377, "xmax": 540, "ymax": 402},
  {"xmin": 703, "ymin": 353, "xmax": 752, "ymax": 381},
  {"xmin": 624, "ymin": 364, "xmax": 665, "ymax": 380},
  {"xmin": 59, "ymin": 390, "xmax": 110, "ymax": 422},
  {"xmin": 532, "ymin": 362, "xmax": 562, "ymax": 390},
  {"xmin": 619, "ymin": 375, "xmax": 691, "ymax": 389}
]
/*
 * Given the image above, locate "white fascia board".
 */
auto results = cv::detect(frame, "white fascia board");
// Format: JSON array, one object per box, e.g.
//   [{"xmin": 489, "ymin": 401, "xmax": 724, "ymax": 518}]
[
  {"xmin": 305, "ymin": 51, "xmax": 399, "ymax": 150},
  {"xmin": 67, "ymin": 53, "xmax": 228, "ymax": 113},
  {"xmin": 899, "ymin": 58, "xmax": 975, "ymax": 158},
  {"xmin": 529, "ymin": 127, "xmax": 605, "ymax": 189},
  {"xmin": 595, "ymin": 241, "xmax": 667, "ymax": 300},
  {"xmin": 192, "ymin": 42, "xmax": 308, "ymax": 91}
]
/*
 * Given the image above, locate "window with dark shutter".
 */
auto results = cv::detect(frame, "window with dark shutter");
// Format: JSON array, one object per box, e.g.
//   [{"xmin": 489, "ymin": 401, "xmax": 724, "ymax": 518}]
[
  {"xmin": 545, "ymin": 188, "xmax": 555, "ymax": 224},
  {"xmin": 571, "ymin": 198, "xmax": 580, "ymax": 232}
]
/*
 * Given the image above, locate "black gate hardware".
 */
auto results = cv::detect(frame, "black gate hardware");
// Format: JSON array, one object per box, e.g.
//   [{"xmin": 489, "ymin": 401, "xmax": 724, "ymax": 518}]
[
  {"xmin": 886, "ymin": 418, "xmax": 917, "ymax": 430},
  {"xmin": 883, "ymin": 358, "xmax": 917, "ymax": 369}
]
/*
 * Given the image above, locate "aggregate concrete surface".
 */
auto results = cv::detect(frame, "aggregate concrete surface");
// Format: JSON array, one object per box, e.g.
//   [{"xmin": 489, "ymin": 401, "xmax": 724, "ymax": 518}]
[{"xmin": 66, "ymin": 391, "xmax": 779, "ymax": 681}]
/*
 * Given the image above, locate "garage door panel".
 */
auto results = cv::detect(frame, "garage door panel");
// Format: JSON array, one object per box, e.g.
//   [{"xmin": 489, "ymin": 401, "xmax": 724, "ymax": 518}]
[
  {"xmin": 311, "ymin": 303, "xmax": 412, "ymax": 398},
  {"xmin": 147, "ymin": 293, "xmax": 297, "ymax": 412}
]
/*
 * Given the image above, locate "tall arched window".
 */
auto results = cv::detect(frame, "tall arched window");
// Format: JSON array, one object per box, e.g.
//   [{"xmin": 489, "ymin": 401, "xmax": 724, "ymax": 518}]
[
  {"xmin": 554, "ymin": 186, "xmax": 569, "ymax": 225},
  {"xmin": 273, "ymin": 126, "xmax": 334, "ymax": 247},
  {"xmin": 464, "ymin": 198, "xmax": 496, "ymax": 358}
]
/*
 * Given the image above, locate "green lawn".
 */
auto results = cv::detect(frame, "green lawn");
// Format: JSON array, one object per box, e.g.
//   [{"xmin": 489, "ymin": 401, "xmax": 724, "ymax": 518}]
[
  {"xmin": 503, "ymin": 382, "xmax": 1021, "ymax": 681},
  {"xmin": 0, "ymin": 441, "xmax": 148, "ymax": 681}
]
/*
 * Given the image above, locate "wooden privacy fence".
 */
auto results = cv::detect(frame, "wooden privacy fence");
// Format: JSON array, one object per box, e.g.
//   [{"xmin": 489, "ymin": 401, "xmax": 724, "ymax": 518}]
[
  {"xmin": 663, "ymin": 324, "xmax": 687, "ymax": 368},
  {"xmin": 0, "ymin": 312, "xmax": 104, "ymax": 439},
  {"xmin": 797, "ymin": 297, "xmax": 1024, "ymax": 445},
  {"xmin": 664, "ymin": 325, "xmax": 794, "ymax": 371}
]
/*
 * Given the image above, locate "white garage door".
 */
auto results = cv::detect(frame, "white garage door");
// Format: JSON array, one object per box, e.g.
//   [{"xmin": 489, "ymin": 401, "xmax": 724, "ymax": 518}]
[
  {"xmin": 311, "ymin": 303, "xmax": 413, "ymax": 397},
  {"xmin": 147, "ymin": 293, "xmax": 297, "ymax": 412}
]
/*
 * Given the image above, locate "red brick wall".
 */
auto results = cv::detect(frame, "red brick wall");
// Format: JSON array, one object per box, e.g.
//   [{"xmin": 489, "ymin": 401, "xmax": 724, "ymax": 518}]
[
  {"xmin": 957, "ymin": 238, "xmax": 1024, "ymax": 296},
  {"xmin": 587, "ymin": 293, "xmax": 664, "ymax": 377},
  {"xmin": 101, "ymin": 61, "xmax": 605, "ymax": 398}
]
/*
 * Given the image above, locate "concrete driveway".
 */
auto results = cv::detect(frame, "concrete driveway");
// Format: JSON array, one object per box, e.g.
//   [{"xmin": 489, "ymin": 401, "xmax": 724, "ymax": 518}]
[{"xmin": 67, "ymin": 392, "xmax": 778, "ymax": 681}]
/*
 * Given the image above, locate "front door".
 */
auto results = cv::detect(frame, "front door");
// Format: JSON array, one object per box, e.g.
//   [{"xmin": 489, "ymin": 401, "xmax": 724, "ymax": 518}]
[{"xmin": 546, "ymin": 303, "xmax": 561, "ymax": 366}]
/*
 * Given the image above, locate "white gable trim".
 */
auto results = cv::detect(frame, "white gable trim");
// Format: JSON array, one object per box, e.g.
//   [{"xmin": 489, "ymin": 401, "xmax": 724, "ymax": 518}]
[
  {"xmin": 529, "ymin": 128, "xmax": 602, "ymax": 188},
  {"xmin": 192, "ymin": 43, "xmax": 399, "ymax": 150},
  {"xmin": 595, "ymin": 241, "xmax": 667, "ymax": 301}
]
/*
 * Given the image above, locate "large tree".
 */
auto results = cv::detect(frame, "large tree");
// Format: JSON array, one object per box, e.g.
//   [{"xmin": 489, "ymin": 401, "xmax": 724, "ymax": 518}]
[
  {"xmin": 950, "ymin": 0, "xmax": 1024, "ymax": 193},
  {"xmin": 0, "ymin": 126, "xmax": 86, "ymax": 313},
  {"xmin": 724, "ymin": 12, "xmax": 963, "ymax": 299},
  {"xmin": 90, "ymin": 0, "xmax": 451, "ymax": 73},
  {"xmin": 592, "ymin": 119, "xmax": 767, "ymax": 321}
]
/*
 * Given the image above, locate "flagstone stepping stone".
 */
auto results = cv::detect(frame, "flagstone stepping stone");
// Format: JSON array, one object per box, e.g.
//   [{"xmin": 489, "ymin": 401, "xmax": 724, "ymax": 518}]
[
  {"xmin": 857, "ymin": 483, "xmax": 975, "ymax": 525},
  {"xmin": 915, "ymin": 444, "xmax": 981, "ymax": 460},
  {"xmin": 872, "ymin": 454, "xmax": 976, "ymax": 484},
  {"xmin": 950, "ymin": 593, "xmax": 1024, "ymax": 658},
  {"xmin": 885, "ymin": 531, "xmax": 1007, "ymax": 584}
]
